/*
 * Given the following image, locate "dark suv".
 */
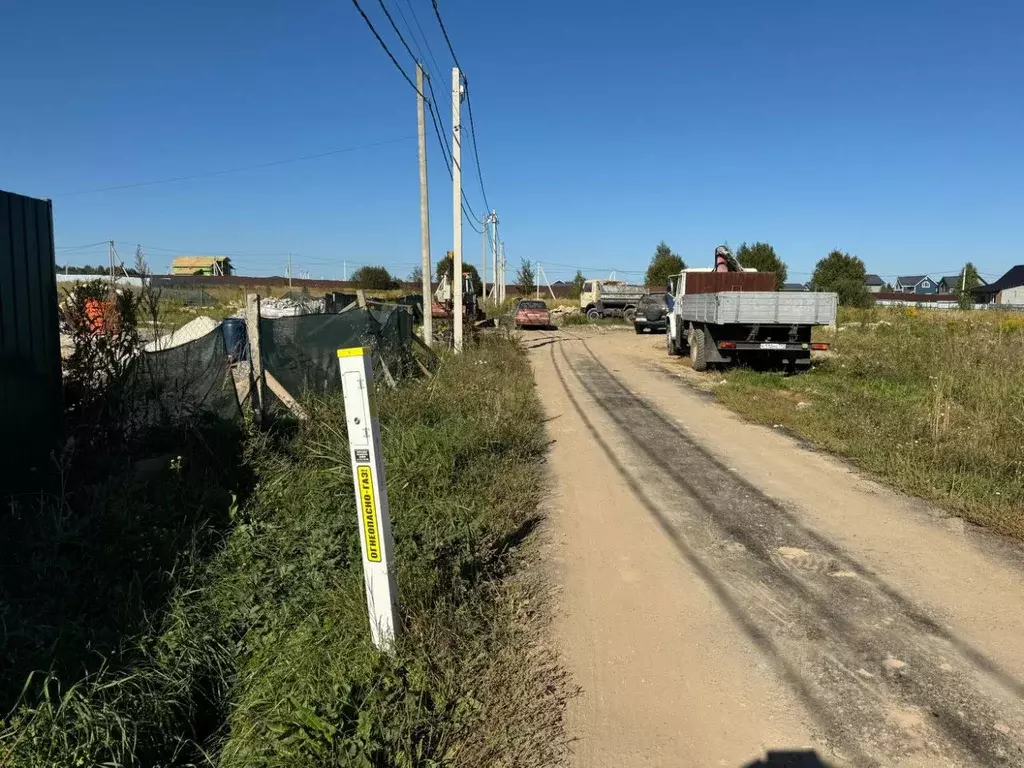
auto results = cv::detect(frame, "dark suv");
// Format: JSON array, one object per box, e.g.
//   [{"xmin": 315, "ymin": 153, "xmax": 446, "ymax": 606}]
[{"xmin": 633, "ymin": 293, "xmax": 669, "ymax": 334}]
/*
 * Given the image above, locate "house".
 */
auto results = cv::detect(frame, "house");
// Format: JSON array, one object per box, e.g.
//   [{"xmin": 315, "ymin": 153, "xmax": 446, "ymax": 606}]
[
  {"xmin": 937, "ymin": 275, "xmax": 962, "ymax": 294},
  {"xmin": 782, "ymin": 282, "xmax": 809, "ymax": 292},
  {"xmin": 974, "ymin": 265, "xmax": 1024, "ymax": 306},
  {"xmin": 170, "ymin": 256, "xmax": 233, "ymax": 276},
  {"xmin": 864, "ymin": 274, "xmax": 885, "ymax": 293},
  {"xmin": 938, "ymin": 274, "xmax": 987, "ymax": 294},
  {"xmin": 893, "ymin": 275, "xmax": 937, "ymax": 294}
]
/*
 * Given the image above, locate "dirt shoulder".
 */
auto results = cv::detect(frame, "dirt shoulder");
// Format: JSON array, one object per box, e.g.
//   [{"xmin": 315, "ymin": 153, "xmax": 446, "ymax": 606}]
[{"xmin": 530, "ymin": 326, "xmax": 1024, "ymax": 767}]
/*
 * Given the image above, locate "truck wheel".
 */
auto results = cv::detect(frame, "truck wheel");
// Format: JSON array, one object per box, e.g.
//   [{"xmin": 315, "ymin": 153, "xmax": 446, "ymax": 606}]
[
  {"xmin": 623, "ymin": 306, "xmax": 637, "ymax": 323},
  {"xmin": 689, "ymin": 329, "xmax": 708, "ymax": 371},
  {"xmin": 635, "ymin": 325, "xmax": 644, "ymax": 335},
  {"xmin": 586, "ymin": 308, "xmax": 601, "ymax": 321},
  {"xmin": 666, "ymin": 330, "xmax": 680, "ymax": 356}
]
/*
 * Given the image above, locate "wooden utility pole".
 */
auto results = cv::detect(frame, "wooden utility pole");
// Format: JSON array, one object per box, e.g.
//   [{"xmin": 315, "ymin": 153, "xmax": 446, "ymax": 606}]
[
  {"xmin": 452, "ymin": 67, "xmax": 464, "ymax": 352},
  {"xmin": 481, "ymin": 219, "xmax": 487, "ymax": 301},
  {"xmin": 417, "ymin": 63, "xmax": 433, "ymax": 347}
]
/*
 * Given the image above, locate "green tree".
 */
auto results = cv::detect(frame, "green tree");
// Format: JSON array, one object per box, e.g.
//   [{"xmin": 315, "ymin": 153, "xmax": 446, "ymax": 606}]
[
  {"xmin": 955, "ymin": 262, "xmax": 982, "ymax": 309},
  {"xmin": 408, "ymin": 265, "xmax": 424, "ymax": 284},
  {"xmin": 435, "ymin": 253, "xmax": 483, "ymax": 296},
  {"xmin": 736, "ymin": 242, "xmax": 788, "ymax": 290},
  {"xmin": 514, "ymin": 259, "xmax": 536, "ymax": 297},
  {"xmin": 810, "ymin": 250, "xmax": 873, "ymax": 307},
  {"xmin": 351, "ymin": 265, "xmax": 398, "ymax": 290},
  {"xmin": 569, "ymin": 269, "xmax": 586, "ymax": 299},
  {"xmin": 644, "ymin": 241, "xmax": 686, "ymax": 287}
]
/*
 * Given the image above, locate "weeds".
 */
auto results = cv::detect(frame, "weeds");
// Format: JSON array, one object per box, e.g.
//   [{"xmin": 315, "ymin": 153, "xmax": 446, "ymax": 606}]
[
  {"xmin": 1, "ymin": 336, "xmax": 567, "ymax": 767},
  {"xmin": 714, "ymin": 308, "xmax": 1024, "ymax": 537}
]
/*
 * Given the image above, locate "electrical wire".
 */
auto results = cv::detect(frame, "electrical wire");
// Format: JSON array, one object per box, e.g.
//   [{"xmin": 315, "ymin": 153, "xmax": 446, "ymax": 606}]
[
  {"xmin": 400, "ymin": 0, "xmax": 444, "ymax": 77},
  {"xmin": 350, "ymin": 0, "xmax": 482, "ymax": 232},
  {"xmin": 429, "ymin": 0, "xmax": 490, "ymax": 211},
  {"xmin": 55, "ymin": 136, "xmax": 414, "ymax": 196}
]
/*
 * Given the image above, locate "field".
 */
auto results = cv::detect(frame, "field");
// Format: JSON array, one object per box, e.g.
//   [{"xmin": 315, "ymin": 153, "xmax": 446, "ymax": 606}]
[
  {"xmin": 709, "ymin": 307, "xmax": 1024, "ymax": 538},
  {"xmin": 1, "ymin": 336, "xmax": 568, "ymax": 766}
]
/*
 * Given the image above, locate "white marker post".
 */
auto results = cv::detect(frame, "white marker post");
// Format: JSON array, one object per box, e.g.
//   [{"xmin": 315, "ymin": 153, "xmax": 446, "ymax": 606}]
[{"xmin": 337, "ymin": 346, "xmax": 399, "ymax": 651}]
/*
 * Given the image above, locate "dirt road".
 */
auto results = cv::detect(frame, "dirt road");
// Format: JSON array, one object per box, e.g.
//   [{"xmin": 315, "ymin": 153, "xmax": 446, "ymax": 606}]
[{"xmin": 529, "ymin": 327, "xmax": 1024, "ymax": 767}]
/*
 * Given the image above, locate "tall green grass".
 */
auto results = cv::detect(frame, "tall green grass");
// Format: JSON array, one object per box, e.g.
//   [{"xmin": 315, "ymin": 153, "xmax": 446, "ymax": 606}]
[
  {"xmin": 1, "ymin": 336, "xmax": 568, "ymax": 767},
  {"xmin": 714, "ymin": 308, "xmax": 1024, "ymax": 537}
]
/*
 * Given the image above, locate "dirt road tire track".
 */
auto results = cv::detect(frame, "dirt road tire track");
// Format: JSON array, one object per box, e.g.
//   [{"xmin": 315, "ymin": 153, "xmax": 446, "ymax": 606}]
[{"xmin": 535, "ymin": 328, "xmax": 1024, "ymax": 767}]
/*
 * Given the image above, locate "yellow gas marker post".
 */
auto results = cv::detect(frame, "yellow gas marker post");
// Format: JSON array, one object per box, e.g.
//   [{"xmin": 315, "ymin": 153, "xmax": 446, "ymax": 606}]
[{"xmin": 337, "ymin": 346, "xmax": 399, "ymax": 650}]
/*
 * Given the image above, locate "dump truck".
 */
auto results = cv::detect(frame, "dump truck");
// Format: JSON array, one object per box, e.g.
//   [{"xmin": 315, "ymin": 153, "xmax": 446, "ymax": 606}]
[
  {"xmin": 665, "ymin": 261, "xmax": 837, "ymax": 372},
  {"xmin": 580, "ymin": 279, "xmax": 646, "ymax": 321}
]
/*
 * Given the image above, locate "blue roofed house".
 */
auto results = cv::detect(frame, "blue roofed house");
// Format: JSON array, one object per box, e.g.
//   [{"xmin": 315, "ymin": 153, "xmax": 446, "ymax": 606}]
[{"xmin": 893, "ymin": 275, "xmax": 937, "ymax": 294}]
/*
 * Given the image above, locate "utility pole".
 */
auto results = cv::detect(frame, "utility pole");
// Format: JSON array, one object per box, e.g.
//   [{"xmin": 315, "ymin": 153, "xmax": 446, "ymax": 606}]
[
  {"xmin": 500, "ymin": 241, "xmax": 507, "ymax": 303},
  {"xmin": 452, "ymin": 67, "xmax": 464, "ymax": 352},
  {"xmin": 108, "ymin": 239, "xmax": 115, "ymax": 285},
  {"xmin": 536, "ymin": 261, "xmax": 541, "ymax": 299},
  {"xmin": 481, "ymin": 220, "xmax": 487, "ymax": 301},
  {"xmin": 417, "ymin": 63, "xmax": 433, "ymax": 347},
  {"xmin": 288, "ymin": 253, "xmax": 293, "ymax": 289}
]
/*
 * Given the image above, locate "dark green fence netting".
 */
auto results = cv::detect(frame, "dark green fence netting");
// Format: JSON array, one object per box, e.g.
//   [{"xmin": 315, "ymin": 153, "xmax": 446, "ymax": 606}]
[
  {"xmin": 260, "ymin": 306, "xmax": 413, "ymax": 401},
  {"xmin": 124, "ymin": 325, "xmax": 242, "ymax": 433}
]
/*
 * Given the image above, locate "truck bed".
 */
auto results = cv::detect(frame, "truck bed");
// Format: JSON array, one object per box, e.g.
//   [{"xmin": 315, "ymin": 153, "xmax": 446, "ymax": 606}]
[{"xmin": 677, "ymin": 291, "xmax": 837, "ymax": 326}]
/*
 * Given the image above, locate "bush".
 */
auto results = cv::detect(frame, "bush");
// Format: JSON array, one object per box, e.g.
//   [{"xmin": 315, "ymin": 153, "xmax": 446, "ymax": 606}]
[{"xmin": 351, "ymin": 265, "xmax": 399, "ymax": 290}]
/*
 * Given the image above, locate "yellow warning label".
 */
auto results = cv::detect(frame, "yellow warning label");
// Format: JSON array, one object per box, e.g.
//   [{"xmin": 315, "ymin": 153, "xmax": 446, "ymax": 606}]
[{"xmin": 357, "ymin": 465, "xmax": 382, "ymax": 563}]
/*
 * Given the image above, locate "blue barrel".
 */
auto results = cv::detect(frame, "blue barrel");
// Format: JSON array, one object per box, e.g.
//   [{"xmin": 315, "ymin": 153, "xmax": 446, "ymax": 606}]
[{"xmin": 221, "ymin": 318, "xmax": 249, "ymax": 362}]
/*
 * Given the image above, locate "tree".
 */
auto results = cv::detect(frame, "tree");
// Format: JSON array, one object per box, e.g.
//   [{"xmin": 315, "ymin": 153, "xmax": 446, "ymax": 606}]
[
  {"xmin": 351, "ymin": 265, "xmax": 398, "ymax": 290},
  {"xmin": 435, "ymin": 253, "xmax": 483, "ymax": 296},
  {"xmin": 955, "ymin": 262, "xmax": 982, "ymax": 309},
  {"xmin": 408, "ymin": 265, "xmax": 424, "ymax": 284},
  {"xmin": 736, "ymin": 242, "xmax": 788, "ymax": 290},
  {"xmin": 514, "ymin": 259, "xmax": 535, "ymax": 297},
  {"xmin": 810, "ymin": 250, "xmax": 873, "ymax": 307},
  {"xmin": 569, "ymin": 269, "xmax": 586, "ymax": 299},
  {"xmin": 645, "ymin": 241, "xmax": 686, "ymax": 287}
]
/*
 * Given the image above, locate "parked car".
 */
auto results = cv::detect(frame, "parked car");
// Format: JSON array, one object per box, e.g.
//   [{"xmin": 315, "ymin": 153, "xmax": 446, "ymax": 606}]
[
  {"xmin": 633, "ymin": 293, "xmax": 669, "ymax": 334},
  {"xmin": 514, "ymin": 299, "xmax": 551, "ymax": 329}
]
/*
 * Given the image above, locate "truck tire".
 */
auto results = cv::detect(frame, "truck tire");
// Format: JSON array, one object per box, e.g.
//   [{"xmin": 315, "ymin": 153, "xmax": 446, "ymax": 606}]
[
  {"xmin": 666, "ymin": 329, "xmax": 680, "ymax": 356},
  {"xmin": 586, "ymin": 307, "xmax": 602, "ymax": 321},
  {"xmin": 623, "ymin": 306, "xmax": 637, "ymax": 323},
  {"xmin": 689, "ymin": 328, "xmax": 708, "ymax": 371}
]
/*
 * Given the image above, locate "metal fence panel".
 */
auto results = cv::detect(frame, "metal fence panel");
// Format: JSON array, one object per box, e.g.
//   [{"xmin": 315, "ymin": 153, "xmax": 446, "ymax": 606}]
[{"xmin": 1, "ymin": 190, "xmax": 61, "ymax": 482}]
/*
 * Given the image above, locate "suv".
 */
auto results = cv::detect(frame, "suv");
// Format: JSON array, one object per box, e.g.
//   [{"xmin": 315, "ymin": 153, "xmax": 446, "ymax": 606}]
[{"xmin": 633, "ymin": 293, "xmax": 669, "ymax": 334}]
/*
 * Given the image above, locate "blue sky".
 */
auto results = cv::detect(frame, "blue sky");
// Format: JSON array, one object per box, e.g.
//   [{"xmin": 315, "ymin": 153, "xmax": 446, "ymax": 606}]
[{"xmin": 2, "ymin": 0, "xmax": 1021, "ymax": 283}]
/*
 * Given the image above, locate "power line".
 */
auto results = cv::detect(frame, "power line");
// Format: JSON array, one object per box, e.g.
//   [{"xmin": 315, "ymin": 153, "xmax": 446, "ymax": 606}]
[
  {"xmin": 400, "ymin": 0, "xmax": 444, "ymax": 77},
  {"xmin": 55, "ymin": 136, "xmax": 414, "ymax": 196},
  {"xmin": 430, "ymin": 0, "xmax": 462, "ymax": 70},
  {"xmin": 349, "ymin": 0, "xmax": 482, "ymax": 233},
  {"xmin": 428, "ymin": 0, "xmax": 490, "ymax": 211}
]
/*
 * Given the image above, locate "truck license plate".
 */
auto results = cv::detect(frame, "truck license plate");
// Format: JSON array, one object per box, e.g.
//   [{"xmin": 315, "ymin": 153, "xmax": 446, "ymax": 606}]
[{"xmin": 760, "ymin": 342, "xmax": 787, "ymax": 350}]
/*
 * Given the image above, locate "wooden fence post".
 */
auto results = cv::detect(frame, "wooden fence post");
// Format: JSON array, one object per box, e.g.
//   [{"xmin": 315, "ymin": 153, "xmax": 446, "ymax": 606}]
[{"xmin": 246, "ymin": 293, "xmax": 265, "ymax": 424}]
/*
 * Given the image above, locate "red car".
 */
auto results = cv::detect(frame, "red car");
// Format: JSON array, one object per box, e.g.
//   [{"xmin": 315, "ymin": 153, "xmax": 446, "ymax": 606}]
[{"xmin": 514, "ymin": 299, "xmax": 551, "ymax": 329}]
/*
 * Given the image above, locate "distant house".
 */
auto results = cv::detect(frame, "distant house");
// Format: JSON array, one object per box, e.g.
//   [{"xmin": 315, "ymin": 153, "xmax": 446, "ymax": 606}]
[
  {"xmin": 937, "ymin": 275, "xmax": 961, "ymax": 294},
  {"xmin": 170, "ymin": 256, "xmax": 233, "ymax": 276},
  {"xmin": 864, "ymin": 274, "xmax": 885, "ymax": 293},
  {"xmin": 938, "ymin": 274, "xmax": 987, "ymax": 294},
  {"xmin": 893, "ymin": 275, "xmax": 937, "ymax": 294},
  {"xmin": 974, "ymin": 265, "xmax": 1024, "ymax": 306},
  {"xmin": 781, "ymin": 282, "xmax": 809, "ymax": 292}
]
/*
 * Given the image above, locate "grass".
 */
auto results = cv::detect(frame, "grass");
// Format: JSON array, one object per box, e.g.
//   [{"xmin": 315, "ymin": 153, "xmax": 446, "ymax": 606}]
[
  {"xmin": 707, "ymin": 306, "xmax": 1024, "ymax": 538},
  {"xmin": 1, "ymin": 336, "xmax": 567, "ymax": 767}
]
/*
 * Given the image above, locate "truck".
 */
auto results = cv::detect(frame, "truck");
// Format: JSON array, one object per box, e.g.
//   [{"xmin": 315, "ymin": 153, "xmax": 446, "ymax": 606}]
[
  {"xmin": 665, "ymin": 269, "xmax": 837, "ymax": 372},
  {"xmin": 580, "ymin": 279, "xmax": 646, "ymax": 321}
]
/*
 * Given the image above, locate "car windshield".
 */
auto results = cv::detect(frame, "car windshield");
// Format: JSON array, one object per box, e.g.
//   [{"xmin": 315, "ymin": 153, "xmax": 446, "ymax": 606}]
[
  {"xmin": 640, "ymin": 294, "xmax": 667, "ymax": 307},
  {"xmin": 518, "ymin": 300, "xmax": 546, "ymax": 310}
]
